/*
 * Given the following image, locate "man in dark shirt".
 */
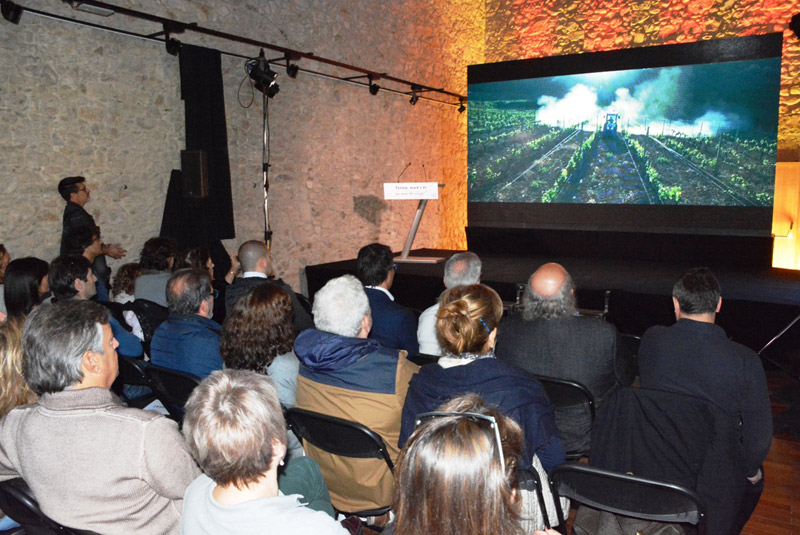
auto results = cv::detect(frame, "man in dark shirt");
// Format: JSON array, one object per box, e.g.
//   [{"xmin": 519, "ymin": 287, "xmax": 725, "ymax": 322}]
[
  {"xmin": 495, "ymin": 262, "xmax": 634, "ymax": 452},
  {"xmin": 355, "ymin": 243, "xmax": 418, "ymax": 356},
  {"xmin": 638, "ymin": 267, "xmax": 772, "ymax": 533},
  {"xmin": 58, "ymin": 176, "xmax": 126, "ymax": 285}
]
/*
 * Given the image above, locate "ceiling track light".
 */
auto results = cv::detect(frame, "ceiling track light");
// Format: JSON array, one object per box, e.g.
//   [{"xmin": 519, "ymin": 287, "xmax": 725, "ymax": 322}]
[
  {"xmin": 458, "ymin": 98, "xmax": 466, "ymax": 113},
  {"xmin": 165, "ymin": 36, "xmax": 181, "ymax": 56},
  {"xmin": 409, "ymin": 84, "xmax": 422, "ymax": 105},
  {"xmin": 368, "ymin": 75, "xmax": 380, "ymax": 95},
  {"xmin": 1, "ymin": 0, "xmax": 23, "ymax": 24}
]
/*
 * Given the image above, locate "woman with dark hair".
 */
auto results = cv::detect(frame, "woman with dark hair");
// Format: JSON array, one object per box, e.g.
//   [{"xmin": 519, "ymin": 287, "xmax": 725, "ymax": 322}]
[
  {"xmin": 220, "ymin": 284, "xmax": 302, "ymax": 457},
  {"xmin": 391, "ymin": 394, "xmax": 524, "ymax": 535},
  {"xmin": 399, "ymin": 284, "xmax": 565, "ymax": 472},
  {"xmin": 111, "ymin": 262, "xmax": 140, "ymax": 304},
  {"xmin": 176, "ymin": 247, "xmax": 239, "ymax": 324},
  {"xmin": 3, "ymin": 257, "xmax": 50, "ymax": 319},
  {"xmin": 133, "ymin": 237, "xmax": 177, "ymax": 307}
]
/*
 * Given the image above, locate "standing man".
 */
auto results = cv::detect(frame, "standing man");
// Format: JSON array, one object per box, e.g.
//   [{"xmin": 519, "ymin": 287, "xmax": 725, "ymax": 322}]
[
  {"xmin": 58, "ymin": 176, "xmax": 126, "ymax": 286},
  {"xmin": 638, "ymin": 267, "xmax": 772, "ymax": 533},
  {"xmin": 356, "ymin": 243, "xmax": 418, "ymax": 356}
]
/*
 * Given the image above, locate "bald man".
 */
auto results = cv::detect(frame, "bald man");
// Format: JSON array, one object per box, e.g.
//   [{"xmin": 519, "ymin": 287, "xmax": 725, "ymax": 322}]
[{"xmin": 495, "ymin": 263, "xmax": 635, "ymax": 452}]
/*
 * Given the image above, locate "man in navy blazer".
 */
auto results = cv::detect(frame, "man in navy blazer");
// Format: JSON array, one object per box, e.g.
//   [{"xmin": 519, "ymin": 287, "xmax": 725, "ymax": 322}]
[{"xmin": 355, "ymin": 243, "xmax": 418, "ymax": 356}]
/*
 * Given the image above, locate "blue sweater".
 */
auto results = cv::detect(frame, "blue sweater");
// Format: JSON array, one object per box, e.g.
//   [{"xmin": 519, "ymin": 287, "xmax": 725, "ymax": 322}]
[
  {"xmin": 400, "ymin": 357, "xmax": 566, "ymax": 471},
  {"xmin": 150, "ymin": 315, "xmax": 223, "ymax": 379}
]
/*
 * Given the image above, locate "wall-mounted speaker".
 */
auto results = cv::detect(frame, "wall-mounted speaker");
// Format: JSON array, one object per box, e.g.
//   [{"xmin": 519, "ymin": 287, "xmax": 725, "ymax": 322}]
[{"xmin": 181, "ymin": 150, "xmax": 209, "ymax": 199}]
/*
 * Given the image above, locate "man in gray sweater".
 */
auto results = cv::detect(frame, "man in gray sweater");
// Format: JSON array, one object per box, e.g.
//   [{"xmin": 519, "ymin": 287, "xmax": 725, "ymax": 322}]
[{"xmin": 0, "ymin": 300, "xmax": 199, "ymax": 534}]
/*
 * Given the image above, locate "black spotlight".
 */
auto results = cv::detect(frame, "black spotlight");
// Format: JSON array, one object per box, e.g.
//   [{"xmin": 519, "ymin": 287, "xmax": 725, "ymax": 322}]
[
  {"xmin": 247, "ymin": 49, "xmax": 280, "ymax": 98},
  {"xmin": 368, "ymin": 75, "xmax": 380, "ymax": 95},
  {"xmin": 1, "ymin": 0, "xmax": 23, "ymax": 24},
  {"xmin": 165, "ymin": 38, "xmax": 182, "ymax": 56},
  {"xmin": 790, "ymin": 13, "xmax": 800, "ymax": 39},
  {"xmin": 458, "ymin": 99, "xmax": 466, "ymax": 114},
  {"xmin": 409, "ymin": 91, "xmax": 419, "ymax": 105},
  {"xmin": 286, "ymin": 63, "xmax": 299, "ymax": 78}
]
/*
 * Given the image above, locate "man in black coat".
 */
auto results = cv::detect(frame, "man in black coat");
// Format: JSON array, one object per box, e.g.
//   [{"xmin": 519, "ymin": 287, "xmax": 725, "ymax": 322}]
[
  {"xmin": 495, "ymin": 262, "xmax": 635, "ymax": 452},
  {"xmin": 58, "ymin": 176, "xmax": 126, "ymax": 285},
  {"xmin": 224, "ymin": 240, "xmax": 312, "ymax": 333},
  {"xmin": 638, "ymin": 267, "xmax": 772, "ymax": 534}
]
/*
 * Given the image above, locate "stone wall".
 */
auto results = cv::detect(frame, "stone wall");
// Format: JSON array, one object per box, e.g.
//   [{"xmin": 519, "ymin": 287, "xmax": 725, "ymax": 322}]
[{"xmin": 0, "ymin": 0, "xmax": 484, "ymax": 291}]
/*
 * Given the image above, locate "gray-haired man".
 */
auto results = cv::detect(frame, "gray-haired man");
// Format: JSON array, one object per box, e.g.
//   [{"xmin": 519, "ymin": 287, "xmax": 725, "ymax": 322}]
[
  {"xmin": 0, "ymin": 300, "xmax": 199, "ymax": 534},
  {"xmin": 416, "ymin": 251, "xmax": 482, "ymax": 356}
]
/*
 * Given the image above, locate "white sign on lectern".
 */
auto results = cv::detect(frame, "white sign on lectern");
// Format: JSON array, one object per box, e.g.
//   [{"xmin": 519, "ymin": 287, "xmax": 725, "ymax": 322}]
[
  {"xmin": 384, "ymin": 182, "xmax": 439, "ymax": 200},
  {"xmin": 384, "ymin": 182, "xmax": 444, "ymax": 264}
]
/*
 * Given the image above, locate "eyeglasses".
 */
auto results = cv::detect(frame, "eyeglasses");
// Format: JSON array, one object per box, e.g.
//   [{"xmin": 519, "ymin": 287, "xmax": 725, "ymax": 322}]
[{"xmin": 415, "ymin": 411, "xmax": 505, "ymax": 471}]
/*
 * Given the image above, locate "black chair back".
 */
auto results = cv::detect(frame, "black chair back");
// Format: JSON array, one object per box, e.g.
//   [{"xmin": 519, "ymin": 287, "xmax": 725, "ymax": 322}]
[
  {"xmin": 284, "ymin": 408, "xmax": 394, "ymax": 517},
  {"xmin": 285, "ymin": 408, "xmax": 394, "ymax": 470},
  {"xmin": 550, "ymin": 462, "xmax": 706, "ymax": 535},
  {"xmin": 144, "ymin": 364, "xmax": 202, "ymax": 424},
  {"xmin": 0, "ymin": 478, "xmax": 101, "ymax": 535},
  {"xmin": 517, "ymin": 468, "xmax": 551, "ymax": 529},
  {"xmin": 127, "ymin": 299, "xmax": 169, "ymax": 354},
  {"xmin": 110, "ymin": 356, "xmax": 156, "ymax": 408},
  {"xmin": 534, "ymin": 375, "xmax": 595, "ymax": 459}
]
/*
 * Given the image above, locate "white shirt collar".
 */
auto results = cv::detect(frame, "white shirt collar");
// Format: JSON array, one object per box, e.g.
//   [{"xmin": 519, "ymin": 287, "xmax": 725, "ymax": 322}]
[
  {"xmin": 243, "ymin": 271, "xmax": 268, "ymax": 279},
  {"xmin": 366, "ymin": 286, "xmax": 394, "ymax": 301}
]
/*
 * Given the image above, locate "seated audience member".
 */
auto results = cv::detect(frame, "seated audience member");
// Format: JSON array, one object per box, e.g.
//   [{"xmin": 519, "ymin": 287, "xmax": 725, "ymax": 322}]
[
  {"xmin": 400, "ymin": 284, "xmax": 565, "ymax": 471},
  {"xmin": 293, "ymin": 275, "xmax": 419, "ymax": 513},
  {"xmin": 112, "ymin": 262, "xmax": 141, "ymax": 304},
  {"xmin": 0, "ymin": 301, "xmax": 199, "ymax": 534},
  {"xmin": 417, "ymin": 251, "xmax": 482, "ymax": 356},
  {"xmin": 2, "ymin": 257, "xmax": 50, "ymax": 319},
  {"xmin": 220, "ymin": 284, "xmax": 303, "ymax": 459},
  {"xmin": 638, "ymin": 267, "xmax": 772, "ymax": 534},
  {"xmin": 356, "ymin": 243, "xmax": 418, "ymax": 356},
  {"xmin": 495, "ymin": 263, "xmax": 634, "ymax": 452},
  {"xmin": 225, "ymin": 240, "xmax": 311, "ymax": 332},
  {"xmin": 134, "ymin": 237, "xmax": 177, "ymax": 307},
  {"xmin": 176, "ymin": 247, "xmax": 238, "ymax": 324},
  {"xmin": 150, "ymin": 269, "xmax": 223, "ymax": 378},
  {"xmin": 49, "ymin": 255, "xmax": 142, "ymax": 358},
  {"xmin": 0, "ymin": 320, "xmax": 37, "ymax": 418},
  {"xmin": 112, "ymin": 262, "xmax": 145, "ymax": 341},
  {"xmin": 390, "ymin": 394, "xmax": 524, "ymax": 535},
  {"xmin": 0, "ymin": 244, "xmax": 9, "ymax": 320},
  {"xmin": 181, "ymin": 369, "xmax": 347, "ymax": 535},
  {"xmin": 64, "ymin": 225, "xmax": 110, "ymax": 302}
]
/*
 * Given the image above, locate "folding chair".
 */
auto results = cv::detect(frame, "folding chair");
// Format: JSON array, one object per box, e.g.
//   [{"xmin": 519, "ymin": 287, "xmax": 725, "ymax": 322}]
[
  {"xmin": 550, "ymin": 462, "xmax": 706, "ymax": 535},
  {"xmin": 534, "ymin": 375, "xmax": 595, "ymax": 459},
  {"xmin": 0, "ymin": 478, "xmax": 101, "ymax": 535},
  {"xmin": 284, "ymin": 408, "xmax": 394, "ymax": 518},
  {"xmin": 144, "ymin": 364, "xmax": 202, "ymax": 424}
]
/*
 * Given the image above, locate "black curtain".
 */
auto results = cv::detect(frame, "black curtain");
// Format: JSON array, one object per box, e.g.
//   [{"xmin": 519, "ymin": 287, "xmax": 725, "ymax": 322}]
[{"xmin": 160, "ymin": 44, "xmax": 235, "ymax": 251}]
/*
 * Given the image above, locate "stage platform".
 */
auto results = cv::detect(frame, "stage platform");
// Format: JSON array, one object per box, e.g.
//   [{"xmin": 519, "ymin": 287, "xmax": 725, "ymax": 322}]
[{"xmin": 305, "ymin": 248, "xmax": 800, "ymax": 375}]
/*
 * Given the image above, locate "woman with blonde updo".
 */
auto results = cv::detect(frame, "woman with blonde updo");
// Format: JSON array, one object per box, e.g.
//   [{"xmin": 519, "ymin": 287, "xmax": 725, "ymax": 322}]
[{"xmin": 399, "ymin": 284, "xmax": 565, "ymax": 472}]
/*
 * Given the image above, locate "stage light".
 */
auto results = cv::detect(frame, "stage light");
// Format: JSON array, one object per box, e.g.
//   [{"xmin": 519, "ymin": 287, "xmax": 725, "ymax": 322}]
[
  {"xmin": 458, "ymin": 98, "xmax": 466, "ymax": 113},
  {"xmin": 790, "ymin": 13, "xmax": 800, "ymax": 39},
  {"xmin": 286, "ymin": 63, "xmax": 299, "ymax": 78},
  {"xmin": 247, "ymin": 49, "xmax": 280, "ymax": 98},
  {"xmin": 166, "ymin": 37, "xmax": 182, "ymax": 56},
  {"xmin": 409, "ymin": 89, "xmax": 419, "ymax": 105},
  {"xmin": 368, "ymin": 75, "xmax": 380, "ymax": 95},
  {"xmin": 1, "ymin": 0, "xmax": 22, "ymax": 24}
]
